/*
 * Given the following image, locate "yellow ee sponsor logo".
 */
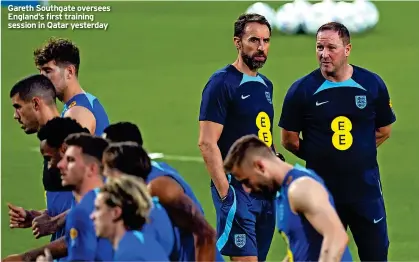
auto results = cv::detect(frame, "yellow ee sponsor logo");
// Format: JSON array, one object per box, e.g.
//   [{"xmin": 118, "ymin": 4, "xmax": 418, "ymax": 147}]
[
  {"xmin": 331, "ymin": 116, "xmax": 353, "ymax": 151},
  {"xmin": 255, "ymin": 111, "xmax": 272, "ymax": 147}
]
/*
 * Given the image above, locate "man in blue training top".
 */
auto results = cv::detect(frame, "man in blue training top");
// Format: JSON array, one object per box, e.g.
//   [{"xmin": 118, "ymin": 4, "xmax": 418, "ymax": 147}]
[
  {"xmin": 34, "ymin": 37, "xmax": 109, "ymax": 135},
  {"xmin": 102, "ymin": 141, "xmax": 219, "ymax": 261},
  {"xmin": 91, "ymin": 175, "xmax": 169, "ymax": 261},
  {"xmin": 55, "ymin": 133, "xmax": 113, "ymax": 261},
  {"xmin": 279, "ymin": 22, "xmax": 395, "ymax": 261},
  {"xmin": 198, "ymin": 13, "xmax": 276, "ymax": 261},
  {"xmin": 7, "ymin": 76, "xmax": 74, "ymax": 243},
  {"xmin": 224, "ymin": 135, "xmax": 352, "ymax": 262},
  {"xmin": 2, "ymin": 119, "xmax": 93, "ymax": 262}
]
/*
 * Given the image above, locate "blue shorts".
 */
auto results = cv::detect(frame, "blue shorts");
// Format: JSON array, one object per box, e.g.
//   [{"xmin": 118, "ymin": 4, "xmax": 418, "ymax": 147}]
[
  {"xmin": 211, "ymin": 178, "xmax": 275, "ymax": 260},
  {"xmin": 336, "ymin": 196, "xmax": 389, "ymax": 261}
]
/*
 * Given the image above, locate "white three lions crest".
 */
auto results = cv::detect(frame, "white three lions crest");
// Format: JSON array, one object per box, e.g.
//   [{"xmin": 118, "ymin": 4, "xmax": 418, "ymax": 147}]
[
  {"xmin": 355, "ymin": 95, "xmax": 367, "ymax": 109},
  {"xmin": 265, "ymin": 91, "xmax": 272, "ymax": 104},
  {"xmin": 234, "ymin": 234, "xmax": 246, "ymax": 248}
]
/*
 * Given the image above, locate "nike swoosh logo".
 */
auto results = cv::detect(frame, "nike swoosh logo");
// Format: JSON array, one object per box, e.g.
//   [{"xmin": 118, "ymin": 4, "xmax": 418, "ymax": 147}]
[
  {"xmin": 316, "ymin": 101, "xmax": 329, "ymax": 106},
  {"xmin": 373, "ymin": 217, "xmax": 384, "ymax": 224},
  {"xmin": 241, "ymin": 95, "xmax": 250, "ymax": 99}
]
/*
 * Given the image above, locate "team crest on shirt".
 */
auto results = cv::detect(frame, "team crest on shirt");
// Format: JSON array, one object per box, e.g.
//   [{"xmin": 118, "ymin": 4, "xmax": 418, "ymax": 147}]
[
  {"xmin": 265, "ymin": 91, "xmax": 272, "ymax": 104},
  {"xmin": 68, "ymin": 101, "xmax": 77, "ymax": 109},
  {"xmin": 234, "ymin": 234, "xmax": 246, "ymax": 248},
  {"xmin": 70, "ymin": 228, "xmax": 78, "ymax": 247},
  {"xmin": 355, "ymin": 95, "xmax": 367, "ymax": 109}
]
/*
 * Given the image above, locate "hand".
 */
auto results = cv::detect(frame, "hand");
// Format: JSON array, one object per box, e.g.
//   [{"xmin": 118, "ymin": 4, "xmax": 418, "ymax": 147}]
[
  {"xmin": 2, "ymin": 254, "xmax": 24, "ymax": 262},
  {"xmin": 32, "ymin": 213, "xmax": 57, "ymax": 239},
  {"xmin": 7, "ymin": 203, "xmax": 31, "ymax": 229},
  {"xmin": 36, "ymin": 249, "xmax": 52, "ymax": 262}
]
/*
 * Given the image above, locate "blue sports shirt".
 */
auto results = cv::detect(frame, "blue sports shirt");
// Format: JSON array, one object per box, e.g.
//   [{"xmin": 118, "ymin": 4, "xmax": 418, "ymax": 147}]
[
  {"xmin": 64, "ymin": 188, "xmax": 113, "ymax": 261},
  {"xmin": 199, "ymin": 64, "xmax": 275, "ymax": 161},
  {"xmin": 277, "ymin": 164, "xmax": 353, "ymax": 262},
  {"xmin": 141, "ymin": 197, "xmax": 175, "ymax": 257},
  {"xmin": 147, "ymin": 161, "xmax": 224, "ymax": 261},
  {"xmin": 114, "ymin": 230, "xmax": 169, "ymax": 261},
  {"xmin": 279, "ymin": 66, "xmax": 396, "ymax": 203},
  {"xmin": 61, "ymin": 92, "xmax": 109, "ymax": 136}
]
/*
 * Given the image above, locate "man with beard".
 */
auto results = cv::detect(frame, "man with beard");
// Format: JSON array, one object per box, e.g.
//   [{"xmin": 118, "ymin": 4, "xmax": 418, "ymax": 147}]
[
  {"xmin": 198, "ymin": 13, "xmax": 276, "ymax": 261},
  {"xmin": 278, "ymin": 22, "xmax": 395, "ymax": 261},
  {"xmin": 223, "ymin": 135, "xmax": 353, "ymax": 262},
  {"xmin": 34, "ymin": 37, "xmax": 109, "ymax": 135}
]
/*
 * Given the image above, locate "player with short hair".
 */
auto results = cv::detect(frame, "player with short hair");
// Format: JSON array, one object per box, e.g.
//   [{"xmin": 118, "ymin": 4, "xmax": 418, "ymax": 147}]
[
  {"xmin": 224, "ymin": 134, "xmax": 352, "ymax": 262},
  {"xmin": 198, "ymin": 13, "xmax": 276, "ymax": 261},
  {"xmin": 34, "ymin": 37, "xmax": 109, "ymax": 135},
  {"xmin": 3, "ymin": 119, "xmax": 92, "ymax": 262},
  {"xmin": 7, "ymin": 75, "xmax": 74, "ymax": 243},
  {"xmin": 102, "ymin": 141, "xmax": 220, "ymax": 261},
  {"xmin": 279, "ymin": 22, "xmax": 395, "ymax": 261},
  {"xmin": 56, "ymin": 133, "xmax": 113, "ymax": 261},
  {"xmin": 10, "ymin": 74, "xmax": 58, "ymax": 134},
  {"xmin": 91, "ymin": 175, "xmax": 169, "ymax": 261},
  {"xmin": 103, "ymin": 121, "xmax": 143, "ymax": 145}
]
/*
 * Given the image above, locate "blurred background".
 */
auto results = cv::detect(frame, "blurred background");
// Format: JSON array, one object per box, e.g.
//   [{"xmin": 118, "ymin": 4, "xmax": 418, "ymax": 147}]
[{"xmin": 1, "ymin": 1, "xmax": 418, "ymax": 260}]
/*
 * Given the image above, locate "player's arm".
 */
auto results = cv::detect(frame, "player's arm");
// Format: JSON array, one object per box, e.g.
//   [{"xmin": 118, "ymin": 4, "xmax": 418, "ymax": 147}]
[
  {"xmin": 376, "ymin": 124, "xmax": 392, "ymax": 147},
  {"xmin": 2, "ymin": 236, "xmax": 68, "ymax": 261},
  {"xmin": 279, "ymin": 81, "xmax": 305, "ymax": 159},
  {"xmin": 64, "ymin": 106, "xmax": 96, "ymax": 135},
  {"xmin": 198, "ymin": 76, "xmax": 230, "ymax": 198},
  {"xmin": 288, "ymin": 177, "xmax": 349, "ymax": 262},
  {"xmin": 65, "ymin": 207, "xmax": 97, "ymax": 261},
  {"xmin": 374, "ymin": 74, "xmax": 396, "ymax": 147},
  {"xmin": 32, "ymin": 209, "xmax": 70, "ymax": 239},
  {"xmin": 148, "ymin": 176, "xmax": 216, "ymax": 261}
]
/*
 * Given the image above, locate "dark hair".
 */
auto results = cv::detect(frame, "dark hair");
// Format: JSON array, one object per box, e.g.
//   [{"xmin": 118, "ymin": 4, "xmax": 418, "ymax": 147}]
[
  {"xmin": 37, "ymin": 117, "xmax": 89, "ymax": 148},
  {"xmin": 10, "ymin": 74, "xmax": 56, "ymax": 105},
  {"xmin": 104, "ymin": 122, "xmax": 143, "ymax": 146},
  {"xmin": 103, "ymin": 142, "xmax": 151, "ymax": 180},
  {"xmin": 224, "ymin": 134, "xmax": 275, "ymax": 173},
  {"xmin": 101, "ymin": 175, "xmax": 152, "ymax": 230},
  {"xmin": 64, "ymin": 133, "xmax": 109, "ymax": 162},
  {"xmin": 34, "ymin": 37, "xmax": 80, "ymax": 76},
  {"xmin": 234, "ymin": 13, "xmax": 271, "ymax": 38},
  {"xmin": 316, "ymin": 22, "xmax": 351, "ymax": 45}
]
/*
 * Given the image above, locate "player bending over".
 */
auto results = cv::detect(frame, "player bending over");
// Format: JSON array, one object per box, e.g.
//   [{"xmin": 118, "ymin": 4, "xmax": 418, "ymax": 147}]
[
  {"xmin": 91, "ymin": 175, "xmax": 169, "ymax": 261},
  {"xmin": 34, "ymin": 37, "xmax": 109, "ymax": 135},
  {"xmin": 102, "ymin": 141, "xmax": 220, "ymax": 261},
  {"xmin": 223, "ymin": 135, "xmax": 353, "ymax": 262}
]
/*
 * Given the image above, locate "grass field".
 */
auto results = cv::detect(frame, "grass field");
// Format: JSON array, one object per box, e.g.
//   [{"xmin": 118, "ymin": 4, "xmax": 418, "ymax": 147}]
[{"xmin": 1, "ymin": 1, "xmax": 419, "ymax": 260}]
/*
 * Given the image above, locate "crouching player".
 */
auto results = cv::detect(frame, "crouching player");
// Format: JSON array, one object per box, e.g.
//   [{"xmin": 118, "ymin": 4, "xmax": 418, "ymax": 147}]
[{"xmin": 223, "ymin": 135, "xmax": 352, "ymax": 262}]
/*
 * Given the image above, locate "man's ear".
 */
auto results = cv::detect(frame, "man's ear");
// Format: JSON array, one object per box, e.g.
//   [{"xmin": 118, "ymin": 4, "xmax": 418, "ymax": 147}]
[
  {"xmin": 32, "ymin": 97, "xmax": 41, "ymax": 111},
  {"xmin": 60, "ymin": 143, "xmax": 68, "ymax": 156}
]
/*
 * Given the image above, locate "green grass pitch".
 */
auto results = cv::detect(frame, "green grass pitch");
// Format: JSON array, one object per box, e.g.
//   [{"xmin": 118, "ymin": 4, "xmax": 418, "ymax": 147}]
[{"xmin": 1, "ymin": 1, "xmax": 418, "ymax": 260}]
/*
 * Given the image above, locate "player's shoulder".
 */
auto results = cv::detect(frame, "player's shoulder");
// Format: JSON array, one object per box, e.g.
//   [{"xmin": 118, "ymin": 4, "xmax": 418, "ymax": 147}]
[
  {"xmin": 78, "ymin": 189, "xmax": 99, "ymax": 211},
  {"xmin": 258, "ymin": 72, "xmax": 273, "ymax": 88},
  {"xmin": 352, "ymin": 64, "xmax": 385, "ymax": 86},
  {"xmin": 67, "ymin": 203, "xmax": 90, "ymax": 223},
  {"xmin": 288, "ymin": 68, "xmax": 323, "ymax": 93},
  {"xmin": 206, "ymin": 64, "xmax": 242, "ymax": 87}
]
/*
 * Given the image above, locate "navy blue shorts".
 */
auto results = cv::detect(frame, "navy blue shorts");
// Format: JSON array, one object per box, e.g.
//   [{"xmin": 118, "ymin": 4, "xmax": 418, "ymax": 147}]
[
  {"xmin": 211, "ymin": 177, "xmax": 275, "ymax": 260},
  {"xmin": 336, "ymin": 196, "xmax": 389, "ymax": 261}
]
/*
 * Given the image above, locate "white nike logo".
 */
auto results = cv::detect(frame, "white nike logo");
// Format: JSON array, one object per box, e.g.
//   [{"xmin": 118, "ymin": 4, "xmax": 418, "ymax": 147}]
[
  {"xmin": 241, "ymin": 95, "xmax": 250, "ymax": 99},
  {"xmin": 316, "ymin": 101, "xmax": 329, "ymax": 106},
  {"xmin": 373, "ymin": 217, "xmax": 384, "ymax": 224}
]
